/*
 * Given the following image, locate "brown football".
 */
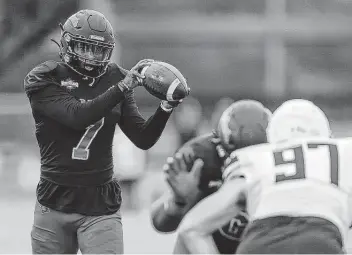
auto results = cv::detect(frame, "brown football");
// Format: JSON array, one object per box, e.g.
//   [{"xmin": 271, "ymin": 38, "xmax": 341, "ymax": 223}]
[{"xmin": 141, "ymin": 61, "xmax": 190, "ymax": 101}]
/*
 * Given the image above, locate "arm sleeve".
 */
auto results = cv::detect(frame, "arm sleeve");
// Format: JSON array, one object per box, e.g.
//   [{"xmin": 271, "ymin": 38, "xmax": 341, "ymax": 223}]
[
  {"xmin": 150, "ymin": 192, "xmax": 186, "ymax": 233},
  {"xmin": 28, "ymin": 84, "xmax": 125, "ymax": 130},
  {"xmin": 151, "ymin": 191, "xmax": 204, "ymax": 233},
  {"xmin": 222, "ymin": 152, "xmax": 248, "ymax": 182},
  {"xmin": 151, "ymin": 143, "xmax": 205, "ymax": 232},
  {"xmin": 119, "ymin": 91, "xmax": 172, "ymax": 150}
]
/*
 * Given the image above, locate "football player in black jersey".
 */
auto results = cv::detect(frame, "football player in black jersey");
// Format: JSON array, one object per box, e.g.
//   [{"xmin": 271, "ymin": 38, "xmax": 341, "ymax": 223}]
[
  {"xmin": 150, "ymin": 100, "xmax": 272, "ymax": 254},
  {"xmin": 24, "ymin": 10, "xmax": 182, "ymax": 254}
]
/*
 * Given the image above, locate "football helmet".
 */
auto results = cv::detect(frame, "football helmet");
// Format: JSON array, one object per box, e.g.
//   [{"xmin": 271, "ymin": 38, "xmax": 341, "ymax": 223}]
[
  {"xmin": 267, "ymin": 99, "xmax": 331, "ymax": 143},
  {"xmin": 59, "ymin": 10, "xmax": 115, "ymax": 78},
  {"xmin": 216, "ymin": 100, "xmax": 272, "ymax": 151}
]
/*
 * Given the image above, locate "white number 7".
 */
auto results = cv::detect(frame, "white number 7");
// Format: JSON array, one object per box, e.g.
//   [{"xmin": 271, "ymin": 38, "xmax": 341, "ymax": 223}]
[{"xmin": 72, "ymin": 118, "xmax": 105, "ymax": 160}]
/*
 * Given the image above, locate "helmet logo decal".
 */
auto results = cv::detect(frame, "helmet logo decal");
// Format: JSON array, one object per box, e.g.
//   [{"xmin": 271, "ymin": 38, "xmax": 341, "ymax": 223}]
[{"xmin": 70, "ymin": 15, "xmax": 81, "ymax": 29}]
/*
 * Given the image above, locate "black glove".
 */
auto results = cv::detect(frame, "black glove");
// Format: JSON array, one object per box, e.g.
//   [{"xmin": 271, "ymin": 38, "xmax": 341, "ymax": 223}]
[
  {"xmin": 117, "ymin": 59, "xmax": 155, "ymax": 92},
  {"xmin": 160, "ymin": 84, "xmax": 189, "ymax": 112},
  {"xmin": 160, "ymin": 99, "xmax": 183, "ymax": 112}
]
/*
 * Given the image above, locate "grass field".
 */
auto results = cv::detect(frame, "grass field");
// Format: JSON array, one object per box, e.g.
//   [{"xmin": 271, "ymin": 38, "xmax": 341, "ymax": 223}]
[
  {"xmin": 0, "ymin": 198, "xmax": 176, "ymax": 254},
  {"xmin": 2, "ymin": 197, "xmax": 352, "ymax": 254}
]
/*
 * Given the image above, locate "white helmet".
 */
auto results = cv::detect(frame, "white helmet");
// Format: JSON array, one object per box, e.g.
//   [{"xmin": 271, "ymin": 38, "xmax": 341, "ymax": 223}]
[{"xmin": 267, "ymin": 99, "xmax": 331, "ymax": 143}]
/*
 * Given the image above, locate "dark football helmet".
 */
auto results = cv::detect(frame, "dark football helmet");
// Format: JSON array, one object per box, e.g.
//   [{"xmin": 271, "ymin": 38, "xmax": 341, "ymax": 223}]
[
  {"xmin": 216, "ymin": 100, "xmax": 272, "ymax": 151},
  {"xmin": 59, "ymin": 10, "xmax": 115, "ymax": 78}
]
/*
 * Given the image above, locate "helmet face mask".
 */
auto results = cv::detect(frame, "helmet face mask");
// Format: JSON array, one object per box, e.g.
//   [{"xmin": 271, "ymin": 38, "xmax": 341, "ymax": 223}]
[{"xmin": 59, "ymin": 10, "xmax": 115, "ymax": 78}]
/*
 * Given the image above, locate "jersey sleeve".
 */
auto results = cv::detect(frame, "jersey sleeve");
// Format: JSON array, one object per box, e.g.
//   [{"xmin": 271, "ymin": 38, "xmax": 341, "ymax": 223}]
[
  {"xmin": 24, "ymin": 62, "xmax": 126, "ymax": 130},
  {"xmin": 119, "ymin": 90, "xmax": 172, "ymax": 150},
  {"xmin": 222, "ymin": 151, "xmax": 249, "ymax": 182}
]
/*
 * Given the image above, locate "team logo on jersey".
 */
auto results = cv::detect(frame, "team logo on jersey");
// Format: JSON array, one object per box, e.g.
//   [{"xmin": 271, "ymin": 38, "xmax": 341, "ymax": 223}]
[
  {"xmin": 218, "ymin": 211, "xmax": 248, "ymax": 240},
  {"xmin": 61, "ymin": 78, "xmax": 79, "ymax": 90}
]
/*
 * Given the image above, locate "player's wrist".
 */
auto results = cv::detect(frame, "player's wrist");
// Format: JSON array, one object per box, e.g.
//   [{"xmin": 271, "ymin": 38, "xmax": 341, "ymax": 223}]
[
  {"xmin": 163, "ymin": 197, "xmax": 186, "ymax": 215},
  {"xmin": 173, "ymin": 197, "xmax": 187, "ymax": 207},
  {"xmin": 160, "ymin": 101, "xmax": 174, "ymax": 113},
  {"xmin": 117, "ymin": 81, "xmax": 132, "ymax": 93}
]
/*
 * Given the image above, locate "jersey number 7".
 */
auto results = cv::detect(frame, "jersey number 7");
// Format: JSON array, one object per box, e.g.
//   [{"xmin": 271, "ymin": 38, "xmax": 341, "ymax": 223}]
[
  {"xmin": 273, "ymin": 143, "xmax": 339, "ymax": 186},
  {"xmin": 72, "ymin": 118, "xmax": 105, "ymax": 160}
]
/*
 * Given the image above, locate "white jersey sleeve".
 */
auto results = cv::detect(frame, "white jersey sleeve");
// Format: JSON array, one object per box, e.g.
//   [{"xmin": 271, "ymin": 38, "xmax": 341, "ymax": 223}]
[
  {"xmin": 222, "ymin": 137, "xmax": 352, "ymax": 244},
  {"xmin": 222, "ymin": 154, "xmax": 244, "ymax": 181}
]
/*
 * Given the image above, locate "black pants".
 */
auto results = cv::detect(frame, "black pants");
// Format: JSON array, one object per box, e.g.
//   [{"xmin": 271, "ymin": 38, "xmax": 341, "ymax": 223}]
[{"xmin": 236, "ymin": 216, "xmax": 344, "ymax": 254}]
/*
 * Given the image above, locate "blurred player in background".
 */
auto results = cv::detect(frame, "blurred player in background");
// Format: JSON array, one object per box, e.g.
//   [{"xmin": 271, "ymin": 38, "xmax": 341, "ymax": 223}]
[
  {"xmin": 150, "ymin": 100, "xmax": 271, "ymax": 254},
  {"xmin": 24, "ymin": 10, "xmax": 182, "ymax": 254},
  {"xmin": 178, "ymin": 99, "xmax": 350, "ymax": 254}
]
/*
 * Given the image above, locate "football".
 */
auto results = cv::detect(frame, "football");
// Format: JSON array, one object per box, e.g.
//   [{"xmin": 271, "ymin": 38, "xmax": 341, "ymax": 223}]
[{"xmin": 140, "ymin": 61, "xmax": 190, "ymax": 101}]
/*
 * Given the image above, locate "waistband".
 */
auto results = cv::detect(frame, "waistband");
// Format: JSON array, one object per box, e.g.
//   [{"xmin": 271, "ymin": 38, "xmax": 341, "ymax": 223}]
[
  {"xmin": 40, "ymin": 167, "xmax": 114, "ymax": 187},
  {"xmin": 246, "ymin": 215, "xmax": 343, "ymax": 246}
]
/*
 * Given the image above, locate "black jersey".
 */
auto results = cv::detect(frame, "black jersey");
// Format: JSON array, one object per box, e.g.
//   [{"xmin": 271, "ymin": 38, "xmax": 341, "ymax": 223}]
[
  {"xmin": 24, "ymin": 60, "xmax": 171, "ymax": 215},
  {"xmin": 175, "ymin": 133, "xmax": 248, "ymax": 254}
]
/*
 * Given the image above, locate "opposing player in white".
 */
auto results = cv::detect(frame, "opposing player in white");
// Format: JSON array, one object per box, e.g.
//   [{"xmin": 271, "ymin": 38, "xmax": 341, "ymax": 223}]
[{"xmin": 177, "ymin": 99, "xmax": 350, "ymax": 254}]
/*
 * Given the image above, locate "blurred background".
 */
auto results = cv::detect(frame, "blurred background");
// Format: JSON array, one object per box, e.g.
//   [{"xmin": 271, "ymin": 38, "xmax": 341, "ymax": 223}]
[{"xmin": 1, "ymin": 0, "xmax": 352, "ymax": 253}]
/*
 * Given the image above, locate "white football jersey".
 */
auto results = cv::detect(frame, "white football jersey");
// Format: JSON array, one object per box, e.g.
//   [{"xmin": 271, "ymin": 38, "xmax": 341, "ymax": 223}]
[{"xmin": 222, "ymin": 137, "xmax": 352, "ymax": 243}]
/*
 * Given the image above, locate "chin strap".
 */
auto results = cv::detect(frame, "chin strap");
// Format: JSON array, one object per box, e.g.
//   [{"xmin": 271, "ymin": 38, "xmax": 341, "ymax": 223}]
[
  {"xmin": 50, "ymin": 38, "xmax": 63, "ymax": 59},
  {"xmin": 51, "ymin": 23, "xmax": 65, "ymax": 59}
]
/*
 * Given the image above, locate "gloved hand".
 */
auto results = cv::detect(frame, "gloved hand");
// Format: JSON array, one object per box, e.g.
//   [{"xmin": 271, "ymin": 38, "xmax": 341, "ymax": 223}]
[
  {"xmin": 163, "ymin": 152, "xmax": 204, "ymax": 206},
  {"xmin": 160, "ymin": 83, "xmax": 190, "ymax": 112},
  {"xmin": 160, "ymin": 99, "xmax": 183, "ymax": 112},
  {"xmin": 117, "ymin": 59, "xmax": 155, "ymax": 92}
]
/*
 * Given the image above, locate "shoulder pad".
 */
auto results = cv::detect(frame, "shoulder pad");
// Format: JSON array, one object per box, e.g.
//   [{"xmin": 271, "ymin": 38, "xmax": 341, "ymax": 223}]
[
  {"xmin": 184, "ymin": 134, "xmax": 216, "ymax": 157},
  {"xmin": 177, "ymin": 134, "xmax": 211, "ymax": 154},
  {"xmin": 24, "ymin": 60, "xmax": 59, "ymax": 94},
  {"xmin": 186, "ymin": 133, "xmax": 214, "ymax": 147},
  {"xmin": 29, "ymin": 60, "xmax": 58, "ymax": 76}
]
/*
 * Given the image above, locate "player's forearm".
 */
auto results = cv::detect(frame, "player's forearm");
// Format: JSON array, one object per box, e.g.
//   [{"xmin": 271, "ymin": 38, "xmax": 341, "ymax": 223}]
[
  {"xmin": 121, "ymin": 106, "xmax": 171, "ymax": 150},
  {"xmin": 72, "ymin": 85, "xmax": 126, "ymax": 128},
  {"xmin": 150, "ymin": 194, "xmax": 187, "ymax": 233},
  {"xmin": 31, "ymin": 85, "xmax": 125, "ymax": 130},
  {"xmin": 179, "ymin": 232, "xmax": 220, "ymax": 254}
]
